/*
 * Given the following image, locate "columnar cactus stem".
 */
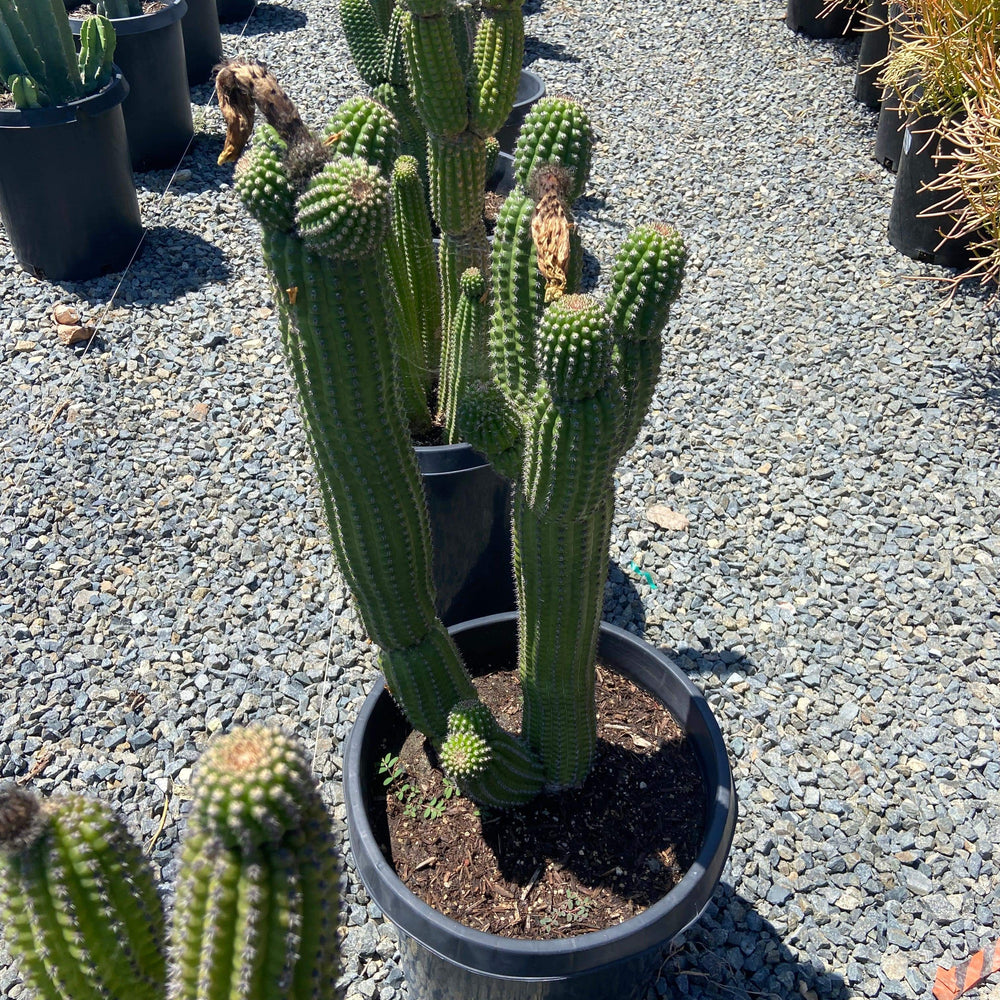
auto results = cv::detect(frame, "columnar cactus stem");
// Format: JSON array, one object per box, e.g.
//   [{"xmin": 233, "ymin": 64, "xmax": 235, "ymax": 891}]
[
  {"xmin": 440, "ymin": 267, "xmax": 489, "ymax": 445},
  {"xmin": 401, "ymin": 0, "xmax": 524, "ymax": 435},
  {"xmin": 171, "ymin": 726, "xmax": 340, "ymax": 1000},
  {"xmin": 0, "ymin": 784, "xmax": 167, "ymax": 1000}
]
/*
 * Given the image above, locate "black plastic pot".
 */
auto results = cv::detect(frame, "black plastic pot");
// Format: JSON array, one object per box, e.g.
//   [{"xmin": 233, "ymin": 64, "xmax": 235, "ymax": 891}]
[
  {"xmin": 0, "ymin": 70, "xmax": 142, "ymax": 281},
  {"xmin": 344, "ymin": 612, "xmax": 738, "ymax": 1000},
  {"xmin": 888, "ymin": 114, "xmax": 972, "ymax": 268},
  {"xmin": 785, "ymin": 0, "xmax": 856, "ymax": 38},
  {"xmin": 874, "ymin": 84, "xmax": 906, "ymax": 170},
  {"xmin": 495, "ymin": 69, "xmax": 546, "ymax": 154},
  {"xmin": 853, "ymin": 0, "xmax": 889, "ymax": 109},
  {"xmin": 217, "ymin": 0, "xmax": 256, "ymax": 23},
  {"xmin": 181, "ymin": 0, "xmax": 224, "ymax": 85},
  {"xmin": 70, "ymin": 0, "xmax": 193, "ymax": 171},
  {"xmin": 416, "ymin": 445, "xmax": 515, "ymax": 627}
]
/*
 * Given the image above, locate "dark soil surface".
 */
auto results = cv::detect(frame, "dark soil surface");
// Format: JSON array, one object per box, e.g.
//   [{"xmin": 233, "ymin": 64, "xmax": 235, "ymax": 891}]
[{"xmin": 382, "ymin": 663, "xmax": 706, "ymax": 939}]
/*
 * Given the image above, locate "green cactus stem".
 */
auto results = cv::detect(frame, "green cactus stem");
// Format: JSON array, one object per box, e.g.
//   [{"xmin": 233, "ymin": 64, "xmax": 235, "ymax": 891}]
[
  {"xmin": 440, "ymin": 266, "xmax": 489, "ymax": 444},
  {"xmin": 171, "ymin": 726, "xmax": 341, "ymax": 1000},
  {"xmin": 0, "ymin": 784, "xmax": 167, "ymax": 1000}
]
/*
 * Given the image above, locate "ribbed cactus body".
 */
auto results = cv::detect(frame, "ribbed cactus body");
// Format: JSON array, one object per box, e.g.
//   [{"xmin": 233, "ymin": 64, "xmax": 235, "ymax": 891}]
[
  {"xmin": 171, "ymin": 726, "xmax": 340, "ymax": 1000},
  {"xmin": 469, "ymin": 9, "xmax": 523, "ymax": 137},
  {"xmin": 455, "ymin": 379, "xmax": 523, "ymax": 482},
  {"xmin": 338, "ymin": 0, "xmax": 388, "ymax": 86},
  {"xmin": 489, "ymin": 187, "xmax": 546, "ymax": 408},
  {"xmin": 607, "ymin": 223, "xmax": 686, "ymax": 452},
  {"xmin": 440, "ymin": 267, "xmax": 488, "ymax": 444},
  {"xmin": 0, "ymin": 785, "xmax": 167, "ymax": 1000},
  {"xmin": 78, "ymin": 14, "xmax": 115, "ymax": 91},
  {"xmin": 321, "ymin": 95, "xmax": 400, "ymax": 176},
  {"xmin": 404, "ymin": 10, "xmax": 468, "ymax": 137},
  {"xmin": 514, "ymin": 97, "xmax": 594, "ymax": 202},
  {"xmin": 428, "ymin": 132, "xmax": 488, "ymax": 236},
  {"xmin": 235, "ymin": 127, "xmax": 297, "ymax": 233}
]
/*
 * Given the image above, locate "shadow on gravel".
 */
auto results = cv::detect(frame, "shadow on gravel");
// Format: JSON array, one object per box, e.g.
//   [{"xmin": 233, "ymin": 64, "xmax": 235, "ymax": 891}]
[
  {"xmin": 223, "ymin": 2, "xmax": 308, "ymax": 34},
  {"xmin": 660, "ymin": 883, "xmax": 849, "ymax": 1000},
  {"xmin": 524, "ymin": 37, "xmax": 580, "ymax": 65},
  {"xmin": 603, "ymin": 561, "xmax": 647, "ymax": 637},
  {"xmin": 117, "ymin": 226, "xmax": 230, "ymax": 301}
]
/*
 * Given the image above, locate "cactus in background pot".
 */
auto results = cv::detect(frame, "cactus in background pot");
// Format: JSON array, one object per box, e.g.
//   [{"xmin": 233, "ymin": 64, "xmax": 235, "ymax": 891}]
[
  {"xmin": 0, "ymin": 0, "xmax": 116, "ymax": 108},
  {"xmin": 0, "ymin": 725, "xmax": 340, "ymax": 1000},
  {"xmin": 97, "ymin": 0, "xmax": 145, "ymax": 18},
  {"xmin": 215, "ymin": 64, "xmax": 687, "ymax": 806}
]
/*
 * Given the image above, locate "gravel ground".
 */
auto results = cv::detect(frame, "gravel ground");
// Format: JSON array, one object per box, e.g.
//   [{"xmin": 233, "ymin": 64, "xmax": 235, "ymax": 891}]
[{"xmin": 2, "ymin": 0, "xmax": 999, "ymax": 998}]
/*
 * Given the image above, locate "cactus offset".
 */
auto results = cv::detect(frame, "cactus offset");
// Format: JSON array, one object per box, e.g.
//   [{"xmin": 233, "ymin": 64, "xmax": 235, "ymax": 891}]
[
  {"xmin": 0, "ymin": 784, "xmax": 167, "ymax": 1000},
  {"xmin": 0, "ymin": 0, "xmax": 115, "ymax": 108}
]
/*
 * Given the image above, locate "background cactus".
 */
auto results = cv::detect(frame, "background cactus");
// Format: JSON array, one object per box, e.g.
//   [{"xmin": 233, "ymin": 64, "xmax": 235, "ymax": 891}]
[
  {"xmin": 97, "ymin": 0, "xmax": 144, "ymax": 18},
  {"xmin": 0, "ymin": 725, "xmax": 339, "ymax": 1000},
  {"xmin": 0, "ymin": 0, "xmax": 115, "ymax": 109}
]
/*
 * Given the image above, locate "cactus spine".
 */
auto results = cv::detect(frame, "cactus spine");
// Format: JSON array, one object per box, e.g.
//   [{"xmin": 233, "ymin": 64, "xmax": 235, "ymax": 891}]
[
  {"xmin": 0, "ymin": 784, "xmax": 167, "ymax": 1000},
  {"xmin": 0, "ymin": 0, "xmax": 115, "ymax": 108}
]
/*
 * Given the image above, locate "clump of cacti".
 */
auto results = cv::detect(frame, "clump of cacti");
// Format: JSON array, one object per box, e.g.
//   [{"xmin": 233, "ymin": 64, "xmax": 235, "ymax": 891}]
[
  {"xmin": 0, "ymin": 0, "xmax": 116, "ymax": 109},
  {"xmin": 337, "ymin": 0, "xmax": 524, "ymax": 440},
  {"xmin": 216, "ymin": 62, "xmax": 686, "ymax": 807},
  {"xmin": 0, "ymin": 725, "xmax": 340, "ymax": 1000}
]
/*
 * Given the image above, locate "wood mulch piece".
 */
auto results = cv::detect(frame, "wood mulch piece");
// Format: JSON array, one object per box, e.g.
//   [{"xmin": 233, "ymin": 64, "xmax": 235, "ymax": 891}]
[{"xmin": 381, "ymin": 663, "xmax": 706, "ymax": 940}]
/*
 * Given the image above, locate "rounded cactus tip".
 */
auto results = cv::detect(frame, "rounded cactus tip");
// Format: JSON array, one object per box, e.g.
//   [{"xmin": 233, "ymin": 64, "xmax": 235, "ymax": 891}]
[
  {"xmin": 0, "ymin": 784, "xmax": 43, "ymax": 855},
  {"xmin": 459, "ymin": 267, "xmax": 487, "ymax": 300},
  {"xmin": 296, "ymin": 155, "xmax": 391, "ymax": 259},
  {"xmin": 190, "ymin": 725, "xmax": 317, "ymax": 850},
  {"xmin": 441, "ymin": 701, "xmax": 495, "ymax": 780},
  {"xmin": 537, "ymin": 294, "xmax": 613, "ymax": 400}
]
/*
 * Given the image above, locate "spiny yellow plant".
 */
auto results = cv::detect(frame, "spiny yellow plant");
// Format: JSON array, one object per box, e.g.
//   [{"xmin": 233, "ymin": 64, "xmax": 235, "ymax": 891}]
[{"xmin": 881, "ymin": 0, "xmax": 1000, "ymax": 120}]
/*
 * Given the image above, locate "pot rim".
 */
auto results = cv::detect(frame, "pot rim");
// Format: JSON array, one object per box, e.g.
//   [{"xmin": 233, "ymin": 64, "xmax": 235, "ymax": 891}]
[
  {"xmin": 68, "ymin": 0, "xmax": 188, "ymax": 35},
  {"xmin": 344, "ymin": 611, "xmax": 737, "ymax": 973},
  {"xmin": 0, "ymin": 67, "xmax": 129, "ymax": 127}
]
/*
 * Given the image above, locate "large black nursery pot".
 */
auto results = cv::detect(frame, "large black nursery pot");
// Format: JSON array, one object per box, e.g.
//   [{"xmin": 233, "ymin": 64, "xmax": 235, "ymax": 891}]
[
  {"xmin": 70, "ymin": 0, "xmax": 194, "ymax": 171},
  {"xmin": 344, "ymin": 613, "xmax": 738, "ymax": 1000},
  {"xmin": 786, "ymin": 0, "xmax": 856, "ymax": 38},
  {"xmin": 853, "ymin": 0, "xmax": 889, "ymax": 110},
  {"xmin": 495, "ymin": 69, "xmax": 546, "ymax": 154},
  {"xmin": 0, "ymin": 70, "xmax": 142, "ymax": 281},
  {"xmin": 181, "ymin": 0, "xmax": 224, "ymax": 85},
  {"xmin": 888, "ymin": 113, "xmax": 973, "ymax": 268},
  {"xmin": 417, "ymin": 445, "xmax": 515, "ymax": 627}
]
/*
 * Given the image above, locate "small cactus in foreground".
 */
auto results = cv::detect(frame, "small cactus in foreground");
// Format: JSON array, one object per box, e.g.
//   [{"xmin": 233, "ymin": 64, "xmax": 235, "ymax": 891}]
[
  {"xmin": 0, "ymin": 724, "xmax": 340, "ymax": 1000},
  {"xmin": 0, "ymin": 783, "xmax": 167, "ymax": 1000},
  {"xmin": 172, "ymin": 726, "xmax": 341, "ymax": 1000}
]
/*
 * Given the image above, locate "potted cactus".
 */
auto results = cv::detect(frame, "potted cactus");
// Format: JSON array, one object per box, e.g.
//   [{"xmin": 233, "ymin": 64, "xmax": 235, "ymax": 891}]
[
  {"xmin": 216, "ymin": 22, "xmax": 735, "ymax": 991},
  {"xmin": 881, "ymin": 0, "xmax": 999, "ymax": 265},
  {"xmin": 0, "ymin": 0, "xmax": 142, "ymax": 280},
  {"xmin": 0, "ymin": 725, "xmax": 341, "ymax": 1000},
  {"xmin": 67, "ymin": 0, "xmax": 194, "ymax": 171}
]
